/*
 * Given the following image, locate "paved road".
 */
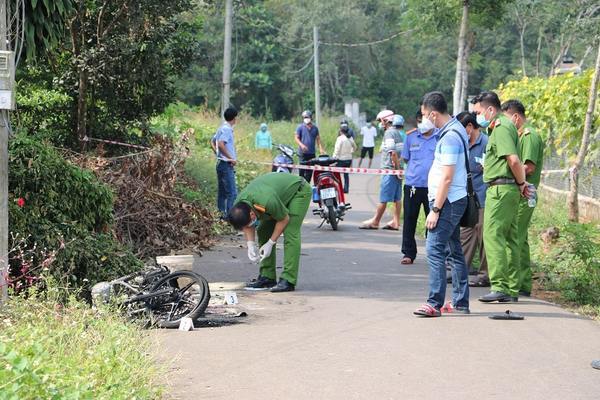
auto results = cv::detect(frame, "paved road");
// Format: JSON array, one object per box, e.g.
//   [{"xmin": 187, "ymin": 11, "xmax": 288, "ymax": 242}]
[{"xmin": 158, "ymin": 170, "xmax": 600, "ymax": 400}]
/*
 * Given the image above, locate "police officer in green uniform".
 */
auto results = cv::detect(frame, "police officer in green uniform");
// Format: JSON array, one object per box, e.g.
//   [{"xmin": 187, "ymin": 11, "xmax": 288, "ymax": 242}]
[
  {"xmin": 501, "ymin": 100, "xmax": 544, "ymax": 297},
  {"xmin": 227, "ymin": 172, "xmax": 311, "ymax": 292},
  {"xmin": 471, "ymin": 92, "xmax": 530, "ymax": 303}
]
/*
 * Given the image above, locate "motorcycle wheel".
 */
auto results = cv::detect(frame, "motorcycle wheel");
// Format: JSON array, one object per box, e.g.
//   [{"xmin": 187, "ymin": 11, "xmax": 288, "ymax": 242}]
[{"xmin": 327, "ymin": 204, "xmax": 338, "ymax": 231}]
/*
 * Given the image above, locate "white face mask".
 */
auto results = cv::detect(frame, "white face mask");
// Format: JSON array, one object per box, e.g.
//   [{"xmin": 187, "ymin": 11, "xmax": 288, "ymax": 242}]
[
  {"xmin": 303, "ymin": 118, "xmax": 311, "ymax": 125},
  {"xmin": 419, "ymin": 117, "xmax": 435, "ymax": 132}
]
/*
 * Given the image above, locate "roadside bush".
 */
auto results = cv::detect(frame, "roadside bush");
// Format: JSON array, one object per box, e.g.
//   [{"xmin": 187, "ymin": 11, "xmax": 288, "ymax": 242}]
[
  {"xmin": 534, "ymin": 222, "xmax": 600, "ymax": 305},
  {"xmin": 8, "ymin": 134, "xmax": 141, "ymax": 291},
  {"xmin": 530, "ymin": 195, "xmax": 600, "ymax": 312},
  {"xmin": 15, "ymin": 67, "xmax": 73, "ymax": 147},
  {"xmin": 0, "ymin": 289, "xmax": 163, "ymax": 399}
]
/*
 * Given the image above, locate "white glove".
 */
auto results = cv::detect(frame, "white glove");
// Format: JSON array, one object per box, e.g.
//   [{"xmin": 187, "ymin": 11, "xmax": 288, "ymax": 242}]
[
  {"xmin": 247, "ymin": 241, "xmax": 260, "ymax": 262},
  {"xmin": 259, "ymin": 239, "xmax": 276, "ymax": 261}
]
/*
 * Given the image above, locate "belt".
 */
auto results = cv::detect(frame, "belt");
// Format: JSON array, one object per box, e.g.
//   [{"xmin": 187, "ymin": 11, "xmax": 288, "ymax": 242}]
[{"xmin": 489, "ymin": 178, "xmax": 515, "ymax": 186}]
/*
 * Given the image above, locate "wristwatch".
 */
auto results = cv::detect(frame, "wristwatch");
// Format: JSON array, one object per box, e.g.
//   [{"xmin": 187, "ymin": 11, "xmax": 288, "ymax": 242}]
[{"xmin": 432, "ymin": 206, "xmax": 442, "ymax": 214}]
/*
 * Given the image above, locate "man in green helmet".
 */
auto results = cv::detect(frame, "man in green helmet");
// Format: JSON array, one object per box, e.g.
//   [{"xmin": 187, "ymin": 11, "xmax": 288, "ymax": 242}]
[
  {"xmin": 501, "ymin": 99, "xmax": 544, "ymax": 297},
  {"xmin": 227, "ymin": 172, "xmax": 311, "ymax": 292},
  {"xmin": 471, "ymin": 91, "xmax": 530, "ymax": 303}
]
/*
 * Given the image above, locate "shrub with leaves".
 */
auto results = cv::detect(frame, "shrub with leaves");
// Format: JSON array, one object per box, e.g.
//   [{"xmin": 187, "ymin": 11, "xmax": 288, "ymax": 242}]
[
  {"xmin": 8, "ymin": 134, "xmax": 142, "ymax": 290},
  {"xmin": 498, "ymin": 70, "xmax": 600, "ymax": 159}
]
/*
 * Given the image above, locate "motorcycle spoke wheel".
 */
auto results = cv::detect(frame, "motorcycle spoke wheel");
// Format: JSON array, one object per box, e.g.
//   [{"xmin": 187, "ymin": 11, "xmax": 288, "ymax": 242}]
[{"xmin": 148, "ymin": 271, "xmax": 210, "ymax": 328}]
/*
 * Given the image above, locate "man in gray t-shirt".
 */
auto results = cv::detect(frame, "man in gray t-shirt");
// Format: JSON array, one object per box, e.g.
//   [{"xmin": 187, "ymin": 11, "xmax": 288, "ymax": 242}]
[{"xmin": 359, "ymin": 111, "xmax": 403, "ymax": 231}]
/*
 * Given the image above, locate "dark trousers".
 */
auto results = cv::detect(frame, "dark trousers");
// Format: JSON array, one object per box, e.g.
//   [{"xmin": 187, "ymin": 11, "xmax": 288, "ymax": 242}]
[
  {"xmin": 299, "ymin": 153, "xmax": 315, "ymax": 183},
  {"xmin": 401, "ymin": 186, "xmax": 430, "ymax": 260},
  {"xmin": 336, "ymin": 159, "xmax": 352, "ymax": 193},
  {"xmin": 216, "ymin": 160, "xmax": 237, "ymax": 217}
]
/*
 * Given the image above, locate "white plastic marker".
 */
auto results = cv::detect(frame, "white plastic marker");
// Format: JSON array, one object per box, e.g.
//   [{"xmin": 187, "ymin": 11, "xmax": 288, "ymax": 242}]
[
  {"xmin": 178, "ymin": 317, "xmax": 194, "ymax": 331},
  {"xmin": 224, "ymin": 292, "xmax": 239, "ymax": 305}
]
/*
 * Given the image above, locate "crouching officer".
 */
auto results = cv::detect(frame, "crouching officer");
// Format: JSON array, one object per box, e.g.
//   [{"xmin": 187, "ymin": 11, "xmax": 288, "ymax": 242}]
[{"xmin": 228, "ymin": 172, "xmax": 312, "ymax": 292}]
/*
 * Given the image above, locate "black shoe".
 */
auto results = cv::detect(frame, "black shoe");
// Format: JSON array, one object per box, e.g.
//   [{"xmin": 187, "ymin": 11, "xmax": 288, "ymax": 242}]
[
  {"xmin": 519, "ymin": 290, "xmax": 531, "ymax": 297},
  {"xmin": 270, "ymin": 278, "xmax": 295, "ymax": 293},
  {"xmin": 245, "ymin": 275, "xmax": 276, "ymax": 290},
  {"xmin": 478, "ymin": 292, "xmax": 513, "ymax": 303}
]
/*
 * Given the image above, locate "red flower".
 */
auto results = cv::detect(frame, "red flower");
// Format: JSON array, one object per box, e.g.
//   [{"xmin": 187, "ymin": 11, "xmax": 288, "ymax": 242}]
[{"xmin": 16, "ymin": 198, "xmax": 25, "ymax": 208}]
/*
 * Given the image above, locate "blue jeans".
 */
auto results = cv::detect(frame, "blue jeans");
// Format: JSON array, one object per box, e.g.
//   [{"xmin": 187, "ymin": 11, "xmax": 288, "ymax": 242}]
[
  {"xmin": 216, "ymin": 161, "xmax": 237, "ymax": 216},
  {"xmin": 426, "ymin": 197, "xmax": 469, "ymax": 310}
]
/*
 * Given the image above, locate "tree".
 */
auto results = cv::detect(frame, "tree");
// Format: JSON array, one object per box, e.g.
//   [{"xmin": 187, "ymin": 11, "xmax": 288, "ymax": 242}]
[
  {"xmin": 568, "ymin": 39, "xmax": 600, "ymax": 222},
  {"xmin": 408, "ymin": 0, "xmax": 513, "ymax": 114},
  {"xmin": 60, "ymin": 0, "xmax": 199, "ymax": 144}
]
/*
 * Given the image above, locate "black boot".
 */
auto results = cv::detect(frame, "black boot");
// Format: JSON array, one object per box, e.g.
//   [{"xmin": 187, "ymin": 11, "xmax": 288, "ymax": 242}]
[
  {"xmin": 245, "ymin": 275, "xmax": 276, "ymax": 290},
  {"xmin": 270, "ymin": 278, "xmax": 295, "ymax": 293}
]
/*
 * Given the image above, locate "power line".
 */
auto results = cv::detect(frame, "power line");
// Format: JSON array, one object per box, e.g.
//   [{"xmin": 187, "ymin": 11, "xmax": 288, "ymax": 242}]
[
  {"xmin": 319, "ymin": 29, "xmax": 414, "ymax": 47},
  {"xmin": 289, "ymin": 52, "xmax": 313, "ymax": 74}
]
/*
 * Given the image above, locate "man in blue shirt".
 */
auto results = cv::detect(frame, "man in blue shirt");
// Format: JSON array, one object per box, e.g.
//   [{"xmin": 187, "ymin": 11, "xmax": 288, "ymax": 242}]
[
  {"xmin": 413, "ymin": 92, "xmax": 470, "ymax": 317},
  {"xmin": 456, "ymin": 112, "xmax": 489, "ymax": 287},
  {"xmin": 401, "ymin": 109, "xmax": 438, "ymax": 264},
  {"xmin": 214, "ymin": 107, "xmax": 239, "ymax": 218},
  {"xmin": 295, "ymin": 110, "xmax": 324, "ymax": 182}
]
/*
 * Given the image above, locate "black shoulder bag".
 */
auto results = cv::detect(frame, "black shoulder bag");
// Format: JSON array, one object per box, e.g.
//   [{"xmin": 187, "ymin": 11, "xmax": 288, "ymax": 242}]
[{"xmin": 456, "ymin": 132, "xmax": 480, "ymax": 228}]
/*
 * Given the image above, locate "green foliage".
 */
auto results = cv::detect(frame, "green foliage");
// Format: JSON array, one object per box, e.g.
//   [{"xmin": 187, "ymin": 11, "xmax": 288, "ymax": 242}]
[
  {"xmin": 24, "ymin": 0, "xmax": 75, "ymax": 60},
  {"xmin": 15, "ymin": 77, "xmax": 72, "ymax": 146},
  {"xmin": 8, "ymin": 134, "xmax": 141, "ymax": 290},
  {"xmin": 172, "ymin": 0, "xmax": 598, "ymax": 123},
  {"xmin": 498, "ymin": 70, "xmax": 600, "ymax": 159},
  {"xmin": 9, "ymin": 135, "xmax": 113, "ymax": 231},
  {"xmin": 0, "ymin": 290, "xmax": 162, "ymax": 399},
  {"xmin": 530, "ymin": 195, "xmax": 600, "ymax": 309}
]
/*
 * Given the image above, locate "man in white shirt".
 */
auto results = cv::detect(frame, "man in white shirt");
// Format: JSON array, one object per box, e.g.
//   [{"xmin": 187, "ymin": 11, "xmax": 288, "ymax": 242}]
[{"xmin": 358, "ymin": 120, "xmax": 377, "ymax": 168}]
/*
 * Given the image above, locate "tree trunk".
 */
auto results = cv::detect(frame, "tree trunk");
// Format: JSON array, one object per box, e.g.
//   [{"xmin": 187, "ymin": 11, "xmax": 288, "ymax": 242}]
[
  {"xmin": 535, "ymin": 28, "xmax": 542, "ymax": 76},
  {"xmin": 453, "ymin": 0, "xmax": 469, "ymax": 115},
  {"xmin": 77, "ymin": 69, "xmax": 88, "ymax": 144},
  {"xmin": 567, "ymin": 40, "xmax": 600, "ymax": 222},
  {"xmin": 460, "ymin": 32, "xmax": 474, "ymax": 109},
  {"xmin": 519, "ymin": 23, "xmax": 527, "ymax": 77}
]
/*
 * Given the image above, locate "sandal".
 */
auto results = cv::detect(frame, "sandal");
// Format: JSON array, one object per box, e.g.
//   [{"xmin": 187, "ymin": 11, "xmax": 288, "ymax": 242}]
[
  {"xmin": 358, "ymin": 224, "xmax": 379, "ymax": 230},
  {"xmin": 413, "ymin": 303, "xmax": 441, "ymax": 317},
  {"xmin": 382, "ymin": 225, "xmax": 399, "ymax": 231},
  {"xmin": 401, "ymin": 256, "xmax": 414, "ymax": 265}
]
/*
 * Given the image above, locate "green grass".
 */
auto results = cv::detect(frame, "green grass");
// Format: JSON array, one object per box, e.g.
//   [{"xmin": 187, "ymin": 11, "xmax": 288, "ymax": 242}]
[
  {"xmin": 528, "ymin": 192, "xmax": 600, "ymax": 319},
  {"xmin": 0, "ymin": 288, "xmax": 163, "ymax": 399}
]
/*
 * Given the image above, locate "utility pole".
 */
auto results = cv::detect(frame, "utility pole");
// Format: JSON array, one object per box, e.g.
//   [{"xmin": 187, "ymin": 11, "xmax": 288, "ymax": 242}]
[
  {"xmin": 0, "ymin": 0, "xmax": 8, "ymax": 305},
  {"xmin": 221, "ymin": 0, "xmax": 233, "ymax": 117},
  {"xmin": 313, "ymin": 26, "xmax": 321, "ymax": 129}
]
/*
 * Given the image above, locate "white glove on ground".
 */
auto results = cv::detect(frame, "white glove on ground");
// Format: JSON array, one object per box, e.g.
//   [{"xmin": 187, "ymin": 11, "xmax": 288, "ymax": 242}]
[
  {"xmin": 247, "ymin": 241, "xmax": 260, "ymax": 262},
  {"xmin": 259, "ymin": 239, "xmax": 276, "ymax": 261}
]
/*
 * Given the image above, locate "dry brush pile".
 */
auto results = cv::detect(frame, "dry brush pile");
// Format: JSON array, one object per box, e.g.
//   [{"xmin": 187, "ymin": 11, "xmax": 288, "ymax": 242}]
[{"xmin": 74, "ymin": 130, "xmax": 214, "ymax": 258}]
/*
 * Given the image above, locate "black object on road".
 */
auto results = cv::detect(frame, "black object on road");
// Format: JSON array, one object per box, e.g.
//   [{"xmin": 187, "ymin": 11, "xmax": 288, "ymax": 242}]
[{"xmin": 489, "ymin": 310, "xmax": 525, "ymax": 320}]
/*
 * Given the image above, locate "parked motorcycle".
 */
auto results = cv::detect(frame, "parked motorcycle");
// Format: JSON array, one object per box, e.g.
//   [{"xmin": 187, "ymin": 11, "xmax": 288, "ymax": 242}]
[
  {"xmin": 272, "ymin": 143, "xmax": 296, "ymax": 173},
  {"xmin": 302, "ymin": 155, "xmax": 351, "ymax": 230}
]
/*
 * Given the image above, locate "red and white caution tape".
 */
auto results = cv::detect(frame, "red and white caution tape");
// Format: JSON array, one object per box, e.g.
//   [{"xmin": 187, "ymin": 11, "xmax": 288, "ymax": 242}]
[
  {"xmin": 267, "ymin": 161, "xmax": 404, "ymax": 176},
  {"xmin": 82, "ymin": 136, "xmax": 151, "ymax": 150}
]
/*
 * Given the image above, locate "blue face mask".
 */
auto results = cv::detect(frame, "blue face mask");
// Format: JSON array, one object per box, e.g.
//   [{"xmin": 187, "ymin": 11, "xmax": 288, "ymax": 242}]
[{"xmin": 476, "ymin": 109, "xmax": 491, "ymax": 128}]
